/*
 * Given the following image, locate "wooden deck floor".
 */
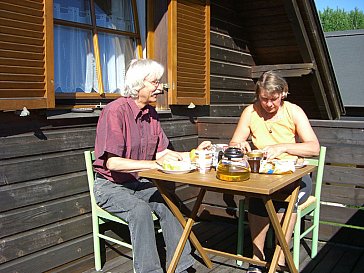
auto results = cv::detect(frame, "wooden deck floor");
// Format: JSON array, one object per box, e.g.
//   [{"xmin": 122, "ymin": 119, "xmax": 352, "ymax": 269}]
[{"xmin": 83, "ymin": 221, "xmax": 364, "ymax": 273}]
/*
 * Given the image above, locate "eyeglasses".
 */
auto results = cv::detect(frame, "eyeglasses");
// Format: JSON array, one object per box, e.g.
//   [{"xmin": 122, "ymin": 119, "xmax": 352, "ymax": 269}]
[{"xmin": 147, "ymin": 79, "xmax": 161, "ymax": 86}]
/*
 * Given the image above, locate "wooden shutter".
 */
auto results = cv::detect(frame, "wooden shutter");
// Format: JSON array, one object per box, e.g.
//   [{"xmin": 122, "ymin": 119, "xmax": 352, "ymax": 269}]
[
  {"xmin": 0, "ymin": 0, "xmax": 54, "ymax": 111},
  {"xmin": 168, "ymin": 0, "xmax": 210, "ymax": 105}
]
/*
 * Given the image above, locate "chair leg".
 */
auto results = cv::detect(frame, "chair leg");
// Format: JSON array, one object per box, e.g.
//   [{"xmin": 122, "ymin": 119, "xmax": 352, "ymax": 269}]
[
  {"xmin": 311, "ymin": 208, "xmax": 320, "ymax": 258},
  {"xmin": 293, "ymin": 210, "xmax": 301, "ymax": 270},
  {"xmin": 93, "ymin": 215, "xmax": 103, "ymax": 271},
  {"xmin": 236, "ymin": 199, "xmax": 245, "ymax": 266}
]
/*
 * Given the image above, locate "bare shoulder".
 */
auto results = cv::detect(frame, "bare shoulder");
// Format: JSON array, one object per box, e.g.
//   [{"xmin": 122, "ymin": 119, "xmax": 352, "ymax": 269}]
[
  {"xmin": 289, "ymin": 102, "xmax": 308, "ymax": 121},
  {"xmin": 239, "ymin": 104, "xmax": 255, "ymax": 122},
  {"xmin": 243, "ymin": 104, "xmax": 255, "ymax": 115}
]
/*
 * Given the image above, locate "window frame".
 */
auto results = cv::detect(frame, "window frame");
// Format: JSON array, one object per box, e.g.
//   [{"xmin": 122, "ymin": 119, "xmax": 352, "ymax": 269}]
[{"xmin": 53, "ymin": 0, "xmax": 142, "ymax": 108}]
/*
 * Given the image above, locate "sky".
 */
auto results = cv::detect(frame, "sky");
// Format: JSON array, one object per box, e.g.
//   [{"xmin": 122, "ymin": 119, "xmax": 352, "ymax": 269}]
[{"xmin": 314, "ymin": 0, "xmax": 364, "ymax": 12}]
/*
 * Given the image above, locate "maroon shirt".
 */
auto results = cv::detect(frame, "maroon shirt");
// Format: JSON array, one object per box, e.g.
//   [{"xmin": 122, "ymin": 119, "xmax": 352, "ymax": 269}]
[{"xmin": 93, "ymin": 97, "xmax": 169, "ymax": 183}]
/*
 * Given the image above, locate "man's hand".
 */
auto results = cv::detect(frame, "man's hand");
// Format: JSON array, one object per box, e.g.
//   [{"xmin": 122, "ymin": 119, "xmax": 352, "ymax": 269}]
[
  {"xmin": 197, "ymin": 141, "xmax": 212, "ymax": 150},
  {"xmin": 156, "ymin": 150, "xmax": 183, "ymax": 166}
]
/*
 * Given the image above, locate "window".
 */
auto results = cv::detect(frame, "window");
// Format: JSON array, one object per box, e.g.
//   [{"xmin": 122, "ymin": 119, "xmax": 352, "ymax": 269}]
[
  {"xmin": 0, "ymin": 0, "xmax": 210, "ymax": 111},
  {"xmin": 54, "ymin": 0, "xmax": 142, "ymax": 104}
]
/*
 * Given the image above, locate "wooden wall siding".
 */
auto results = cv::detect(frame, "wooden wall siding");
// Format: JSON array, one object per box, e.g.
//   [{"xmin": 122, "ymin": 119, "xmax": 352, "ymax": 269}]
[
  {"xmin": 235, "ymin": 0, "xmax": 302, "ymax": 65},
  {"xmin": 0, "ymin": 111, "xmax": 198, "ymax": 272},
  {"xmin": 196, "ymin": 117, "xmax": 364, "ymax": 245},
  {"xmin": 209, "ymin": 0, "xmax": 255, "ymax": 117},
  {"xmin": 208, "ymin": 0, "xmax": 324, "ymax": 119}
]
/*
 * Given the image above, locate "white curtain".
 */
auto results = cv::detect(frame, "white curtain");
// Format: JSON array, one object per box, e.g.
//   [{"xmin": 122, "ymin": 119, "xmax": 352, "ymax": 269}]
[
  {"xmin": 53, "ymin": 0, "xmax": 144, "ymax": 94},
  {"xmin": 54, "ymin": 2, "xmax": 97, "ymax": 93}
]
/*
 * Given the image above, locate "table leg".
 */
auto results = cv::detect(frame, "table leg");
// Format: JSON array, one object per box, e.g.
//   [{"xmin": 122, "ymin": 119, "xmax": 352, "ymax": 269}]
[
  {"xmin": 264, "ymin": 185, "xmax": 300, "ymax": 273},
  {"xmin": 153, "ymin": 181, "xmax": 213, "ymax": 272}
]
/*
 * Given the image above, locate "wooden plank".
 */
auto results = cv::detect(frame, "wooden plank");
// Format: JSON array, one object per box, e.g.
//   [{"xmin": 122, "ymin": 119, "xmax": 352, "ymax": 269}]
[
  {"xmin": 0, "ymin": 152, "xmax": 87, "ymax": 185},
  {"xmin": 199, "ymin": 137, "xmax": 231, "ymax": 145},
  {"xmin": 330, "ymin": 247, "xmax": 364, "ymax": 273},
  {"xmin": 168, "ymin": 135, "xmax": 198, "ymax": 152},
  {"xmin": 210, "ymin": 46, "xmax": 254, "ymax": 66},
  {"xmin": 352, "ymin": 251, "xmax": 364, "ymax": 273},
  {"xmin": 0, "ymin": 41, "xmax": 44, "ymax": 53},
  {"xmin": 0, "ymin": 82, "xmax": 45, "ymax": 89},
  {"xmin": 0, "ymin": 10, "xmax": 43, "ymax": 26},
  {"xmin": 202, "ymin": 191, "xmax": 245, "ymax": 208},
  {"xmin": 0, "ymin": 89, "xmax": 45, "ymax": 97},
  {"xmin": 210, "ymin": 90, "xmax": 255, "ymax": 104},
  {"xmin": 210, "ymin": 30, "xmax": 250, "ymax": 53},
  {"xmin": 311, "ymin": 119, "xmax": 364, "ymax": 129},
  {"xmin": 160, "ymin": 119, "xmax": 197, "ymax": 138},
  {"xmin": 198, "ymin": 122, "xmax": 237, "ymax": 139},
  {"xmin": 197, "ymin": 117, "xmax": 239, "ymax": 124},
  {"xmin": 251, "ymin": 63, "xmax": 314, "ymax": 78},
  {"xmin": 320, "ymin": 204, "xmax": 364, "ymax": 226},
  {"xmin": 317, "ymin": 223, "xmax": 364, "ymax": 248},
  {"xmin": 210, "ymin": 104, "xmax": 247, "ymax": 117},
  {"xmin": 0, "ymin": 214, "xmax": 92, "ymax": 263},
  {"xmin": 0, "ymin": 235, "xmax": 94, "ymax": 273},
  {"xmin": 0, "ymin": 172, "xmax": 88, "ymax": 212},
  {"xmin": 0, "ymin": 193, "xmax": 91, "ymax": 238},
  {"xmin": 309, "ymin": 245, "xmax": 346, "ymax": 273},
  {"xmin": 211, "ymin": 61, "xmax": 251, "ymax": 78},
  {"xmin": 174, "ymin": 184, "xmax": 200, "ymax": 202},
  {"xmin": 0, "ymin": 65, "xmax": 43, "ymax": 74},
  {"xmin": 313, "ymin": 126, "xmax": 364, "ymax": 145},
  {"xmin": 323, "ymin": 165, "xmax": 364, "ymax": 187},
  {"xmin": 210, "ymin": 76, "xmax": 255, "ymax": 91},
  {"xmin": 321, "ymin": 184, "xmax": 364, "ymax": 207},
  {"xmin": 322, "ymin": 144, "xmax": 364, "ymax": 165},
  {"xmin": 0, "ymin": 128, "xmax": 96, "ymax": 159},
  {"xmin": 211, "ymin": 0, "xmax": 238, "ymax": 22},
  {"xmin": 199, "ymin": 203, "xmax": 237, "ymax": 220},
  {"xmin": 0, "ymin": 2, "xmax": 44, "ymax": 18}
]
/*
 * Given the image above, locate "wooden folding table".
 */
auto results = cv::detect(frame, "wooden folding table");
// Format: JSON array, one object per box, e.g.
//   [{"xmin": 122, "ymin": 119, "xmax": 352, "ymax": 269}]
[{"xmin": 140, "ymin": 165, "xmax": 316, "ymax": 273}]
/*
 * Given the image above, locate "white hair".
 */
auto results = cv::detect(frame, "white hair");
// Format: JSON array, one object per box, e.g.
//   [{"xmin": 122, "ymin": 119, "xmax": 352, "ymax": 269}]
[{"xmin": 123, "ymin": 59, "xmax": 164, "ymax": 98}]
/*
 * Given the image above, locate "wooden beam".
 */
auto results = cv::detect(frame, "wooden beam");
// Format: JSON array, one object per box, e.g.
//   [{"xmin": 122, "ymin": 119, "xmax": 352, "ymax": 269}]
[
  {"xmin": 284, "ymin": 0, "xmax": 332, "ymax": 119},
  {"xmin": 251, "ymin": 63, "xmax": 314, "ymax": 78}
]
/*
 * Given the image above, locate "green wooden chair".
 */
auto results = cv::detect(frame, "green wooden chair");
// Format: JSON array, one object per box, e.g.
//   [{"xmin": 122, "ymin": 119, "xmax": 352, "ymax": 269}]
[
  {"xmin": 85, "ymin": 150, "xmax": 160, "ymax": 271},
  {"xmin": 293, "ymin": 145, "xmax": 326, "ymax": 270},
  {"xmin": 84, "ymin": 150, "xmax": 133, "ymax": 271},
  {"xmin": 236, "ymin": 146, "xmax": 326, "ymax": 269}
]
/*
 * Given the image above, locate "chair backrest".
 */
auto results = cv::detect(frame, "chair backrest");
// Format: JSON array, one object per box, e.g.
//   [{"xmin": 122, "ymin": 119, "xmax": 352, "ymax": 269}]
[
  {"xmin": 84, "ymin": 150, "xmax": 97, "ymax": 205},
  {"xmin": 305, "ymin": 146, "xmax": 326, "ymax": 201}
]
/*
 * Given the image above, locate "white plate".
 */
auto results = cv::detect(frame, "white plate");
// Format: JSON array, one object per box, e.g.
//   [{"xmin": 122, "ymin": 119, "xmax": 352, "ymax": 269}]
[
  {"xmin": 159, "ymin": 167, "xmax": 195, "ymax": 174},
  {"xmin": 295, "ymin": 160, "xmax": 308, "ymax": 169}
]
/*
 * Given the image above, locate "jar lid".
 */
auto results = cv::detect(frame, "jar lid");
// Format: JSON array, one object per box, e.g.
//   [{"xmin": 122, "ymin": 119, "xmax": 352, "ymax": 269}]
[
  {"xmin": 223, "ymin": 147, "xmax": 244, "ymax": 159},
  {"xmin": 247, "ymin": 150, "xmax": 264, "ymax": 158}
]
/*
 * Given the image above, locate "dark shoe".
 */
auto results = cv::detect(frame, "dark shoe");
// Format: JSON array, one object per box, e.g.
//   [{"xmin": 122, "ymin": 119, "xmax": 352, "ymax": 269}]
[
  {"xmin": 180, "ymin": 266, "xmax": 196, "ymax": 273},
  {"xmin": 247, "ymin": 264, "xmax": 266, "ymax": 273}
]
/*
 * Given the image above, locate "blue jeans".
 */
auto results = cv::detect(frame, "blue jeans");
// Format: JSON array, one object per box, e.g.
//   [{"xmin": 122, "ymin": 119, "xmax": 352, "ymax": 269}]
[{"xmin": 94, "ymin": 176, "xmax": 195, "ymax": 273}]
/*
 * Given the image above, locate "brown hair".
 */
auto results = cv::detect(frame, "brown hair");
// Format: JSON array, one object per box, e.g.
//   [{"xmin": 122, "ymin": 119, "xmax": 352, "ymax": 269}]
[{"xmin": 255, "ymin": 70, "xmax": 289, "ymax": 99}]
